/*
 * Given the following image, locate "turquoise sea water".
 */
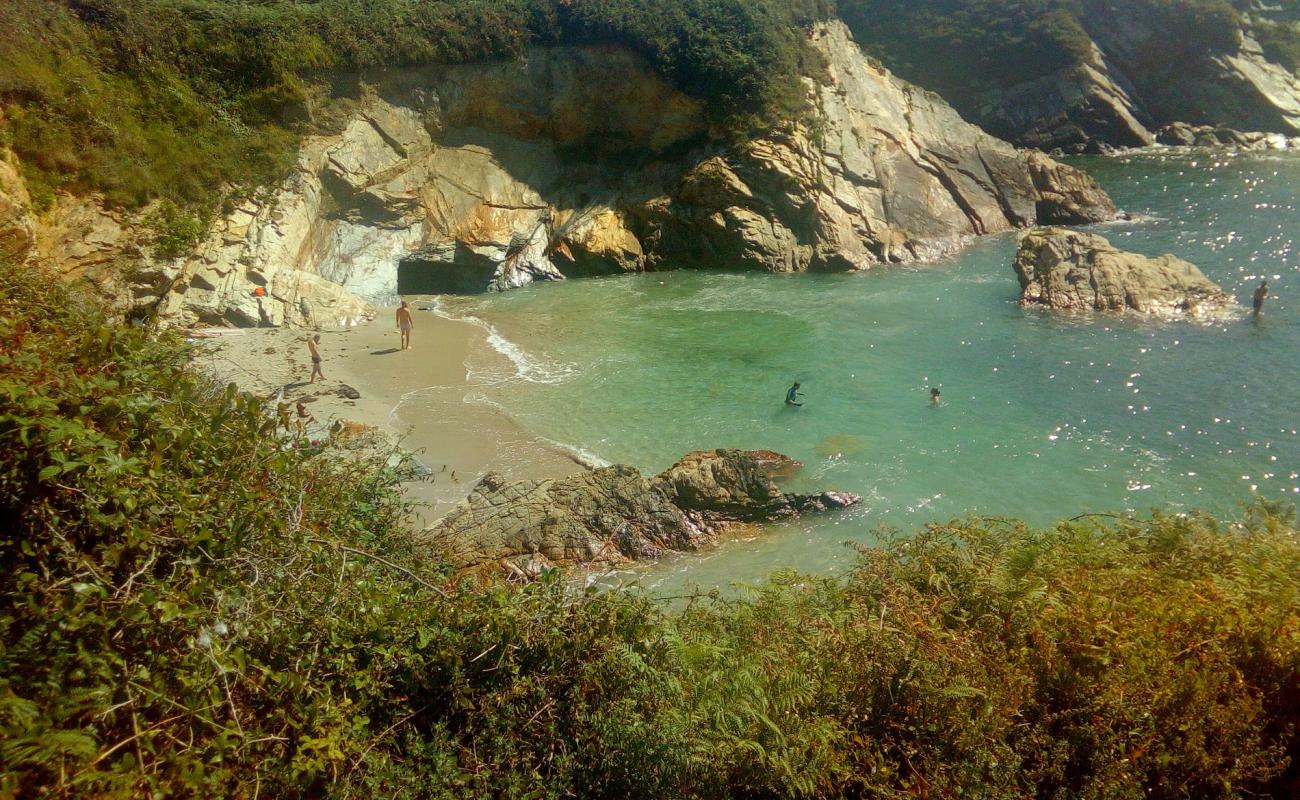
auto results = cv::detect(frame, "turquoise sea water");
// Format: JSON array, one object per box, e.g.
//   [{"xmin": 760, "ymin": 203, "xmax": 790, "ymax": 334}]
[{"xmin": 443, "ymin": 150, "xmax": 1299, "ymax": 591}]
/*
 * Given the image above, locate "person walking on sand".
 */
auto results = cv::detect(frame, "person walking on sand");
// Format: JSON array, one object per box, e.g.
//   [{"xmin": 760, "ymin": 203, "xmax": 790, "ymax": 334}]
[
  {"xmin": 396, "ymin": 301, "xmax": 414, "ymax": 350},
  {"xmin": 785, "ymin": 382, "xmax": 804, "ymax": 407},
  {"xmin": 307, "ymin": 334, "xmax": 324, "ymax": 383},
  {"xmin": 1253, "ymin": 279, "xmax": 1269, "ymax": 317}
]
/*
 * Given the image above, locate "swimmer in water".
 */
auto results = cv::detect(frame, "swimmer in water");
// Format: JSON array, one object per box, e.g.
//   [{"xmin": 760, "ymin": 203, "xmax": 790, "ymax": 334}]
[
  {"xmin": 930, "ymin": 387, "xmax": 941, "ymax": 406},
  {"xmin": 1253, "ymin": 279, "xmax": 1268, "ymax": 317},
  {"xmin": 786, "ymin": 382, "xmax": 804, "ymax": 407}
]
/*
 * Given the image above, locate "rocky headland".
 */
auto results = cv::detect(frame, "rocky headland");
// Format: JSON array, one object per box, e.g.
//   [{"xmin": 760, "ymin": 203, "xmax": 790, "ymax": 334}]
[
  {"xmin": 846, "ymin": 1, "xmax": 1300, "ymax": 153},
  {"xmin": 422, "ymin": 449, "xmax": 860, "ymax": 579},
  {"xmin": 1014, "ymin": 227, "xmax": 1236, "ymax": 319},
  {"xmin": 0, "ymin": 21, "xmax": 1115, "ymax": 327}
]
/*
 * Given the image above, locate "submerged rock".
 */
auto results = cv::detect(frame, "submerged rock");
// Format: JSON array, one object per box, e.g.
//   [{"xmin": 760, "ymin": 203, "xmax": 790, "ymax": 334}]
[
  {"xmin": 1013, "ymin": 228, "xmax": 1235, "ymax": 319},
  {"xmin": 422, "ymin": 449, "xmax": 859, "ymax": 576}
]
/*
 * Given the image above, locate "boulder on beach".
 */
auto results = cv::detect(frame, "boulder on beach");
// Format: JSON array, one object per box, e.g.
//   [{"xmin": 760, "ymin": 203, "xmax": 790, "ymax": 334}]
[
  {"xmin": 421, "ymin": 449, "xmax": 860, "ymax": 577},
  {"xmin": 1013, "ymin": 228, "xmax": 1235, "ymax": 319}
]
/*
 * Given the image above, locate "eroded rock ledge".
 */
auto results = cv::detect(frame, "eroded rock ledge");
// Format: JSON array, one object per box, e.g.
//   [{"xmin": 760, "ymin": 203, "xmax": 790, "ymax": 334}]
[
  {"xmin": 421, "ymin": 449, "xmax": 860, "ymax": 579},
  {"xmin": 1014, "ymin": 228, "xmax": 1236, "ymax": 320}
]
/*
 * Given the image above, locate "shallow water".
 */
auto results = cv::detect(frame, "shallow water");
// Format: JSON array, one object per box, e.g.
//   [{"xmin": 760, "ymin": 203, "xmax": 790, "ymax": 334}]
[{"xmin": 442, "ymin": 150, "xmax": 1299, "ymax": 591}]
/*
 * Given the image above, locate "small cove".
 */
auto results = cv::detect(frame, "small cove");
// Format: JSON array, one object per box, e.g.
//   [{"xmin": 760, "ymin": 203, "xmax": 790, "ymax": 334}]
[{"xmin": 431, "ymin": 150, "xmax": 1299, "ymax": 592}]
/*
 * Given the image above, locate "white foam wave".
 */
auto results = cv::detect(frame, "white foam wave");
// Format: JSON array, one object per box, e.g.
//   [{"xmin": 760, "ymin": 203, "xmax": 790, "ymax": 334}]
[
  {"xmin": 538, "ymin": 438, "xmax": 612, "ymax": 469},
  {"xmin": 421, "ymin": 298, "xmax": 576, "ymax": 385}
]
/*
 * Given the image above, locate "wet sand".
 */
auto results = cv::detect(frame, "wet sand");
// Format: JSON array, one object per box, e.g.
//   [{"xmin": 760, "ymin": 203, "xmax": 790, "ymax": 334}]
[{"xmin": 194, "ymin": 306, "xmax": 587, "ymax": 523}]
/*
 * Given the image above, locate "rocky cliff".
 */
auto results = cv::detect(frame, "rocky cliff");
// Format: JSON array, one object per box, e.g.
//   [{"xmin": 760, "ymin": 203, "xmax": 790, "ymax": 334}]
[
  {"xmin": 965, "ymin": 3, "xmax": 1300, "ymax": 151},
  {"xmin": 0, "ymin": 22, "xmax": 1114, "ymax": 326}
]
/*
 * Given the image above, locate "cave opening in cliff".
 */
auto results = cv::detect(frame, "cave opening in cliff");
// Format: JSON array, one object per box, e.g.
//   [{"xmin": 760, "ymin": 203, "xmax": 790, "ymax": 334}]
[{"xmin": 397, "ymin": 249, "xmax": 500, "ymax": 295}]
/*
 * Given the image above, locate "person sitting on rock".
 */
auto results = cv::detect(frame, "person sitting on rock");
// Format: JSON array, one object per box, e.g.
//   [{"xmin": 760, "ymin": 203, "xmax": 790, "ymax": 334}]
[
  {"xmin": 786, "ymin": 382, "xmax": 804, "ymax": 407},
  {"xmin": 1253, "ymin": 279, "xmax": 1269, "ymax": 317}
]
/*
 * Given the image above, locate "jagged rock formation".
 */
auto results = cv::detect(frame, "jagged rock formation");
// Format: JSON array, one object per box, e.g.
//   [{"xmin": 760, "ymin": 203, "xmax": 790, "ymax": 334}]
[
  {"xmin": 422, "ymin": 449, "xmax": 860, "ymax": 577},
  {"xmin": 948, "ymin": 4, "xmax": 1300, "ymax": 151},
  {"xmin": 1024, "ymin": 151, "xmax": 1119, "ymax": 225},
  {"xmin": 2, "ymin": 22, "xmax": 1114, "ymax": 325},
  {"xmin": 972, "ymin": 40, "xmax": 1159, "ymax": 151},
  {"xmin": 1014, "ymin": 228, "xmax": 1236, "ymax": 319}
]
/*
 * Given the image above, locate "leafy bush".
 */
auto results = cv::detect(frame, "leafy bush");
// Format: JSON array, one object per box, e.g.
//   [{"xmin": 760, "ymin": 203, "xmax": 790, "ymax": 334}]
[{"xmin": 1, "ymin": 257, "xmax": 1297, "ymax": 797}]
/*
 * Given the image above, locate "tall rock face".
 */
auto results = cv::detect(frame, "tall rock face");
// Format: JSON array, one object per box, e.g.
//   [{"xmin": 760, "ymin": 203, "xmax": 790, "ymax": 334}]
[
  {"xmin": 951, "ymin": 4, "xmax": 1300, "ymax": 151},
  {"xmin": 4, "ymin": 22, "xmax": 1114, "ymax": 325},
  {"xmin": 642, "ymin": 23, "xmax": 1054, "ymax": 271},
  {"xmin": 967, "ymin": 41, "xmax": 1158, "ymax": 151}
]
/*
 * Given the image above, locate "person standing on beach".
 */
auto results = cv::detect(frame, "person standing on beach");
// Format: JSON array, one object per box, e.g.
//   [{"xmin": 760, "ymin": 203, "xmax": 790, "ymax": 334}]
[
  {"xmin": 396, "ymin": 301, "xmax": 414, "ymax": 350},
  {"xmin": 786, "ymin": 382, "xmax": 804, "ymax": 407},
  {"xmin": 1253, "ymin": 279, "xmax": 1269, "ymax": 317},
  {"xmin": 307, "ymin": 334, "xmax": 324, "ymax": 383}
]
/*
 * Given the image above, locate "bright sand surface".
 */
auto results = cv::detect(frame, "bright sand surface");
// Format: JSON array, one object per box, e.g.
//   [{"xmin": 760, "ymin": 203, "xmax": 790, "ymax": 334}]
[{"xmin": 195, "ymin": 306, "xmax": 587, "ymax": 523}]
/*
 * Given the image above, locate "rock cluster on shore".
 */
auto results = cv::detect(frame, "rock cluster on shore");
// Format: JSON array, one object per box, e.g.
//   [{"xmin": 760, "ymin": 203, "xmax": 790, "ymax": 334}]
[
  {"xmin": 1013, "ymin": 228, "xmax": 1235, "ymax": 320},
  {"xmin": 421, "ymin": 449, "xmax": 859, "ymax": 579}
]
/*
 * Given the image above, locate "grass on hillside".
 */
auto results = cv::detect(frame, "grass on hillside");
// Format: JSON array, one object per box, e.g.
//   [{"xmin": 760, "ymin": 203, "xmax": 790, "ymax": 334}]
[{"xmin": 1, "ymin": 256, "xmax": 1298, "ymax": 797}]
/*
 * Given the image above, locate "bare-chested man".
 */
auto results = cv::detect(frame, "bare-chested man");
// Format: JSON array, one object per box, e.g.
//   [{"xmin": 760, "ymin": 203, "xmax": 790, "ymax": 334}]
[
  {"xmin": 307, "ymin": 334, "xmax": 324, "ymax": 382},
  {"xmin": 396, "ymin": 301, "xmax": 414, "ymax": 350}
]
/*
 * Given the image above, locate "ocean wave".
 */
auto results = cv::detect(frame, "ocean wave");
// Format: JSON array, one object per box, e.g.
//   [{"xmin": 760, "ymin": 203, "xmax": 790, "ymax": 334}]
[
  {"xmin": 537, "ymin": 437, "xmax": 612, "ymax": 469},
  {"xmin": 421, "ymin": 299, "xmax": 577, "ymax": 385}
]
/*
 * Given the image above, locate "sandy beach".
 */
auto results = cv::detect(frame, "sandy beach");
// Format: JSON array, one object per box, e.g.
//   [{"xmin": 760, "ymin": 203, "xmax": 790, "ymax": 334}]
[{"xmin": 194, "ymin": 304, "xmax": 588, "ymax": 523}]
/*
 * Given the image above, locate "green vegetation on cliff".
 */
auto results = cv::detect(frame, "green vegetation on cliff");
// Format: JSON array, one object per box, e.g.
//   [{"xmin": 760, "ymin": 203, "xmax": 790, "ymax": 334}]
[
  {"xmin": 0, "ymin": 0, "xmax": 832, "ymax": 213},
  {"xmin": 2, "ymin": 258, "xmax": 1298, "ymax": 797}
]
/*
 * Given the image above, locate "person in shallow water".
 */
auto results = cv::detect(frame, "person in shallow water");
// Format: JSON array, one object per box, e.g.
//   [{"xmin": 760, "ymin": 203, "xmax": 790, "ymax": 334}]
[
  {"xmin": 396, "ymin": 301, "xmax": 414, "ymax": 350},
  {"xmin": 786, "ymin": 382, "xmax": 804, "ymax": 407},
  {"xmin": 930, "ymin": 387, "xmax": 942, "ymax": 406},
  {"xmin": 1253, "ymin": 279, "xmax": 1269, "ymax": 316}
]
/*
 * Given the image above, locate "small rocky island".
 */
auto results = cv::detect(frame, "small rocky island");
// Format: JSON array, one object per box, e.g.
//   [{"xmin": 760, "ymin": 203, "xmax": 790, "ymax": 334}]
[
  {"xmin": 421, "ymin": 449, "xmax": 859, "ymax": 579},
  {"xmin": 1013, "ymin": 228, "xmax": 1236, "ymax": 319}
]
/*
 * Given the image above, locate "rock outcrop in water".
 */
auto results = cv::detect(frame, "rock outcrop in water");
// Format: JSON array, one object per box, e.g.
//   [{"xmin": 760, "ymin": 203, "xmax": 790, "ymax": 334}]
[
  {"xmin": 0, "ymin": 22, "xmax": 1115, "ymax": 325},
  {"xmin": 1014, "ymin": 228, "xmax": 1235, "ymax": 319},
  {"xmin": 422, "ymin": 449, "xmax": 860, "ymax": 578},
  {"xmin": 1155, "ymin": 122, "xmax": 1300, "ymax": 150}
]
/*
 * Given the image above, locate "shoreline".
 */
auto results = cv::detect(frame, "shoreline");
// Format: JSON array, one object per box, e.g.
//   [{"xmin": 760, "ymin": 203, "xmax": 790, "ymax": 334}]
[{"xmin": 193, "ymin": 304, "xmax": 589, "ymax": 524}]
